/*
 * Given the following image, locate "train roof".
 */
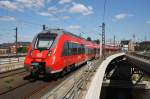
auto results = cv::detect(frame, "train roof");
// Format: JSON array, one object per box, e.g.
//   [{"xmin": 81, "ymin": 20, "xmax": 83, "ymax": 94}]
[
  {"xmin": 39, "ymin": 28, "xmax": 99, "ymax": 45},
  {"xmin": 39, "ymin": 28, "xmax": 63, "ymax": 35},
  {"xmin": 39, "ymin": 28, "xmax": 85, "ymax": 39}
]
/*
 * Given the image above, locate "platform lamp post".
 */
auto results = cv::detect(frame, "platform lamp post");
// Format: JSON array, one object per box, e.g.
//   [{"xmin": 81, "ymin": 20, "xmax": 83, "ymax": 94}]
[
  {"xmin": 14, "ymin": 27, "xmax": 19, "ymax": 61},
  {"xmin": 42, "ymin": 24, "xmax": 46, "ymax": 30},
  {"xmin": 42, "ymin": 24, "xmax": 48, "ymax": 30},
  {"xmin": 14, "ymin": 27, "xmax": 18, "ymax": 55}
]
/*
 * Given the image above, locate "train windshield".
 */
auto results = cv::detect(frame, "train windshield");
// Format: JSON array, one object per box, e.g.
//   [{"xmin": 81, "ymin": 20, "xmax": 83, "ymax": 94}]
[{"xmin": 34, "ymin": 33, "xmax": 57, "ymax": 50}]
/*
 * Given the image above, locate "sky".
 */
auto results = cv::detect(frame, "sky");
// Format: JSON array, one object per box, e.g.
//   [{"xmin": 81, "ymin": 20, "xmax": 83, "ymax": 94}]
[{"xmin": 0, "ymin": 0, "xmax": 150, "ymax": 44}]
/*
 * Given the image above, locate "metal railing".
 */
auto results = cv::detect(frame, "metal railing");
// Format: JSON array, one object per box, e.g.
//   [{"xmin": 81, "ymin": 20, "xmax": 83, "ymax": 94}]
[
  {"xmin": 0, "ymin": 57, "xmax": 25, "ymax": 65},
  {"xmin": 0, "ymin": 54, "xmax": 25, "ymax": 72},
  {"xmin": 128, "ymin": 52, "xmax": 150, "ymax": 62},
  {"xmin": 42, "ymin": 60, "xmax": 100, "ymax": 99},
  {"xmin": 0, "ymin": 53, "xmax": 26, "ymax": 58},
  {"xmin": 0, "ymin": 53, "xmax": 26, "ymax": 65},
  {"xmin": 42, "ymin": 52, "xmax": 120, "ymax": 99}
]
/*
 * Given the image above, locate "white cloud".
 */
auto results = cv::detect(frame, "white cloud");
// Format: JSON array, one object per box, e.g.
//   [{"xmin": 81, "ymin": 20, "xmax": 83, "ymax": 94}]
[
  {"xmin": 69, "ymin": 3, "xmax": 93, "ymax": 15},
  {"xmin": 0, "ymin": 1, "xmax": 17, "ymax": 10},
  {"xmin": 39, "ymin": 12, "xmax": 52, "ymax": 16},
  {"xmin": 68, "ymin": 25, "xmax": 81, "ymax": 29},
  {"xmin": 0, "ymin": 16, "xmax": 16, "ymax": 21},
  {"xmin": 16, "ymin": 0, "xmax": 45, "ymax": 8},
  {"xmin": 48, "ymin": 6, "xmax": 58, "ymax": 13},
  {"xmin": 0, "ymin": 0, "xmax": 46, "ymax": 11},
  {"xmin": 59, "ymin": 0, "xmax": 72, "ymax": 4},
  {"xmin": 146, "ymin": 21, "xmax": 150, "ymax": 24},
  {"xmin": 115, "ymin": 13, "xmax": 128, "ymax": 20},
  {"xmin": 48, "ymin": 6, "xmax": 67, "ymax": 14},
  {"xmin": 62, "ymin": 16, "xmax": 70, "ymax": 19},
  {"xmin": 39, "ymin": 12, "xmax": 70, "ymax": 20},
  {"xmin": 113, "ymin": 13, "xmax": 134, "ymax": 21}
]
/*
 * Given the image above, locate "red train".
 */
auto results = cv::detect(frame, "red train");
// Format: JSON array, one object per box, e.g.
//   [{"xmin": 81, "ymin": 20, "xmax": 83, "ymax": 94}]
[{"xmin": 24, "ymin": 29, "xmax": 100, "ymax": 78}]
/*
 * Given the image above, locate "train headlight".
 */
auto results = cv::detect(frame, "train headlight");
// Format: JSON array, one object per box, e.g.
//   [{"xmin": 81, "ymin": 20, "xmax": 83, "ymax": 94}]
[{"xmin": 47, "ymin": 51, "xmax": 51, "ymax": 57}]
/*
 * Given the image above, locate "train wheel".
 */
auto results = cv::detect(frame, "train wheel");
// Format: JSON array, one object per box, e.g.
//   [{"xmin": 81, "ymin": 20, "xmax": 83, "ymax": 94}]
[
  {"xmin": 60, "ymin": 68, "xmax": 67, "ymax": 77},
  {"xmin": 30, "ymin": 70, "xmax": 39, "ymax": 80},
  {"xmin": 66, "ymin": 66, "xmax": 71, "ymax": 73},
  {"xmin": 51, "ymin": 73, "xmax": 61, "ymax": 81},
  {"xmin": 71, "ymin": 64, "xmax": 75, "ymax": 71},
  {"xmin": 44, "ymin": 74, "xmax": 51, "ymax": 80}
]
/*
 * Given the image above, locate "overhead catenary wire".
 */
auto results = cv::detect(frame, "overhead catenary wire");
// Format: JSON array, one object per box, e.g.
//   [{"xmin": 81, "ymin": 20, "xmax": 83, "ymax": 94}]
[
  {"xmin": 102, "ymin": 0, "xmax": 107, "ymax": 22},
  {"xmin": 101, "ymin": 0, "xmax": 108, "ymax": 59}
]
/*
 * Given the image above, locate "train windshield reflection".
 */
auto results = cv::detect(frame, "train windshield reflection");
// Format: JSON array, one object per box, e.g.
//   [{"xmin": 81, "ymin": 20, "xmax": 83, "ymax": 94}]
[{"xmin": 34, "ymin": 34, "xmax": 56, "ymax": 50}]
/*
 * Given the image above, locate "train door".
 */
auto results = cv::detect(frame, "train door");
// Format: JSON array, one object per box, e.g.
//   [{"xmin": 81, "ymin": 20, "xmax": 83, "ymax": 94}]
[{"xmin": 61, "ymin": 41, "xmax": 71, "ymax": 67}]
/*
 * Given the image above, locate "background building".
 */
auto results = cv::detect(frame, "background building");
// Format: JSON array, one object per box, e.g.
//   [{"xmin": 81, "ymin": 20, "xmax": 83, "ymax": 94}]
[
  {"xmin": 0, "ymin": 42, "xmax": 30, "ymax": 54},
  {"xmin": 121, "ymin": 40, "xmax": 135, "ymax": 52},
  {"xmin": 135, "ymin": 41, "xmax": 150, "ymax": 51}
]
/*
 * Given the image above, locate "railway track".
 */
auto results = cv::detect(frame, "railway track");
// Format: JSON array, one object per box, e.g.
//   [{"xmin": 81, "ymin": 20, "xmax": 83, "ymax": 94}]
[
  {"xmin": 22, "ymin": 59, "xmax": 101, "ymax": 99},
  {"xmin": 0, "ymin": 59, "xmax": 101, "ymax": 99},
  {"xmin": 0, "ymin": 68, "xmax": 26, "ymax": 79},
  {"xmin": 0, "ymin": 70, "xmax": 69, "ymax": 99},
  {"xmin": 0, "ymin": 68, "xmax": 30, "ymax": 95},
  {"xmin": 21, "ymin": 81, "xmax": 54, "ymax": 99}
]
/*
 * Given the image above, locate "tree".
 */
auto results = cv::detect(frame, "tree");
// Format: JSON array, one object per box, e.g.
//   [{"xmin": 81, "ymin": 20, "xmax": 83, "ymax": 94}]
[
  {"xmin": 93, "ymin": 39, "xmax": 100, "ymax": 44},
  {"xmin": 87, "ymin": 37, "xmax": 92, "ymax": 41}
]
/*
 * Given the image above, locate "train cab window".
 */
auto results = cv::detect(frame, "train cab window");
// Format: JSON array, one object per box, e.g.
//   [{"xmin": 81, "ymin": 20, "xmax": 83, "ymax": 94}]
[
  {"xmin": 38, "ymin": 39, "xmax": 53, "ymax": 48},
  {"xmin": 34, "ymin": 33, "xmax": 57, "ymax": 50},
  {"xmin": 62, "ymin": 42, "xmax": 69, "ymax": 56}
]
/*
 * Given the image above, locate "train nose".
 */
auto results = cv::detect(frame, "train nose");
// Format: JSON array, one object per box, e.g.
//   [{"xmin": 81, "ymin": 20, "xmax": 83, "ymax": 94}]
[
  {"xmin": 31, "ymin": 62, "xmax": 51, "ymax": 72},
  {"xmin": 31, "ymin": 50, "xmax": 49, "ymax": 59}
]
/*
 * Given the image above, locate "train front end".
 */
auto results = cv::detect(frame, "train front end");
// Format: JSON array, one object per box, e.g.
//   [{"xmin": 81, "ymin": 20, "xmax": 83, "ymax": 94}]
[{"xmin": 24, "ymin": 31, "xmax": 58, "ymax": 77}]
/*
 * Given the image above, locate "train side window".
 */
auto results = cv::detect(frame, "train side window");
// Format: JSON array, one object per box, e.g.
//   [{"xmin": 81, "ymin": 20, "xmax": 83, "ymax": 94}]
[
  {"xmin": 98, "ymin": 48, "xmax": 100, "ymax": 53},
  {"xmin": 70, "ymin": 42, "xmax": 74, "ymax": 55},
  {"xmin": 79, "ymin": 44, "xmax": 84, "ymax": 54},
  {"xmin": 71, "ymin": 43, "xmax": 76, "ymax": 55},
  {"xmin": 97, "ymin": 48, "xmax": 99, "ymax": 54},
  {"xmin": 68, "ymin": 42, "xmax": 72, "ymax": 55},
  {"xmin": 80, "ymin": 44, "xmax": 84, "ymax": 54},
  {"xmin": 77, "ymin": 44, "xmax": 79, "ymax": 54},
  {"xmin": 90, "ymin": 49, "xmax": 93, "ymax": 54},
  {"xmin": 85, "ymin": 47, "xmax": 88, "ymax": 55},
  {"xmin": 77, "ymin": 44, "xmax": 81, "ymax": 54},
  {"xmin": 71, "ymin": 43, "xmax": 74, "ymax": 55},
  {"xmin": 62, "ymin": 42, "xmax": 69, "ymax": 56},
  {"xmin": 88, "ymin": 48, "xmax": 90, "ymax": 55},
  {"xmin": 89, "ymin": 49, "xmax": 91, "ymax": 55},
  {"xmin": 75, "ymin": 43, "xmax": 78, "ymax": 55},
  {"xmin": 94, "ymin": 48, "xmax": 96, "ymax": 54}
]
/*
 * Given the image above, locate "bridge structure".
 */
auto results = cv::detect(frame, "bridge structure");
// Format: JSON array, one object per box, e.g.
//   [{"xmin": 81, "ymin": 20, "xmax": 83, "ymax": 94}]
[
  {"xmin": 84, "ymin": 52, "xmax": 150, "ymax": 99},
  {"xmin": 0, "ymin": 52, "xmax": 149, "ymax": 99}
]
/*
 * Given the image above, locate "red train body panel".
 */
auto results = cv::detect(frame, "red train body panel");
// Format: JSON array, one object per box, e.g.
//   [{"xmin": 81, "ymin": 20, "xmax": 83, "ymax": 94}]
[{"xmin": 24, "ymin": 29, "xmax": 100, "ymax": 77}]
